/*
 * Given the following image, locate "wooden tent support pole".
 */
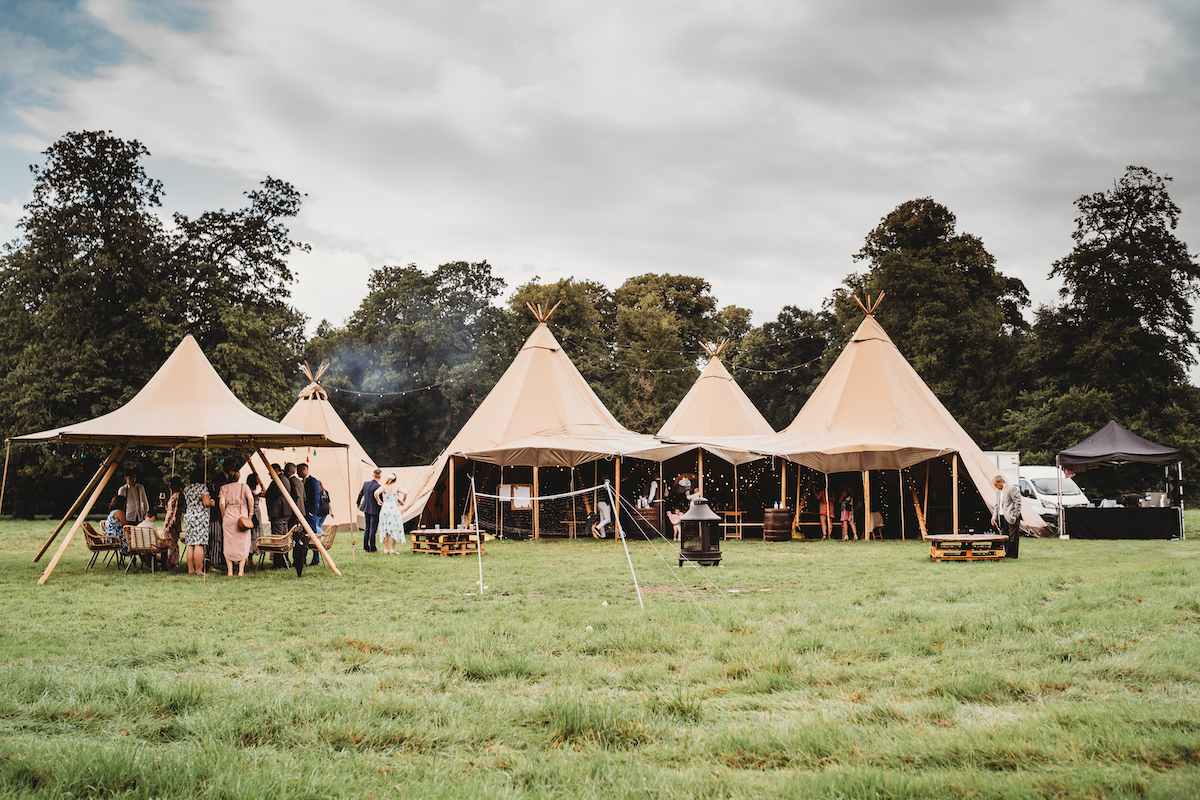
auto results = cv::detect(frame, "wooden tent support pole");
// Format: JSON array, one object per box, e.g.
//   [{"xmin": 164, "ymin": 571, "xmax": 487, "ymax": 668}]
[
  {"xmin": 614, "ymin": 457, "xmax": 623, "ymax": 539},
  {"xmin": 39, "ymin": 440, "xmax": 130, "ymax": 585},
  {"xmin": 779, "ymin": 459, "xmax": 786, "ymax": 508},
  {"xmin": 258, "ymin": 448, "xmax": 339, "ymax": 576},
  {"xmin": 900, "ymin": 470, "xmax": 906, "ymax": 540},
  {"xmin": 911, "ymin": 488, "xmax": 928, "ymax": 539},
  {"xmin": 952, "ymin": 455, "xmax": 959, "ymax": 535},
  {"xmin": 0, "ymin": 440, "xmax": 9, "ymax": 520},
  {"xmin": 697, "ymin": 450, "xmax": 704, "ymax": 496},
  {"xmin": 449, "ymin": 456, "xmax": 457, "ymax": 530},
  {"xmin": 34, "ymin": 442, "xmax": 125, "ymax": 562},
  {"xmin": 532, "ymin": 465, "xmax": 540, "ymax": 540},
  {"xmin": 923, "ymin": 461, "xmax": 930, "ymax": 524},
  {"xmin": 863, "ymin": 470, "xmax": 872, "ymax": 540}
]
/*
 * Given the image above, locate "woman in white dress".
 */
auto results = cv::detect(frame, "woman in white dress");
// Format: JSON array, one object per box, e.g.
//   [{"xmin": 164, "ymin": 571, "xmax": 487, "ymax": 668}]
[{"xmin": 374, "ymin": 474, "xmax": 407, "ymax": 554}]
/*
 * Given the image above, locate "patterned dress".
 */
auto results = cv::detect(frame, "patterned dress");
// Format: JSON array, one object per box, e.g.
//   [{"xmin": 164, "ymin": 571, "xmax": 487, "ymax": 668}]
[
  {"xmin": 161, "ymin": 491, "xmax": 183, "ymax": 568},
  {"xmin": 182, "ymin": 483, "xmax": 210, "ymax": 547},
  {"xmin": 105, "ymin": 510, "xmax": 129, "ymax": 556},
  {"xmin": 377, "ymin": 488, "xmax": 405, "ymax": 543}
]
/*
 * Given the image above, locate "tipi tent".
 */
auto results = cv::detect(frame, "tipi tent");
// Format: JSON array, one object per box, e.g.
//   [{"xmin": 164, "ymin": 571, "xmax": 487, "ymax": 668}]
[
  {"xmin": 402, "ymin": 303, "xmax": 671, "ymax": 531},
  {"xmin": 245, "ymin": 363, "xmax": 377, "ymax": 534},
  {"xmin": 736, "ymin": 296, "xmax": 1020, "ymax": 534},
  {"xmin": 656, "ymin": 340, "xmax": 773, "ymax": 466},
  {"xmin": 8, "ymin": 335, "xmax": 344, "ymax": 582}
]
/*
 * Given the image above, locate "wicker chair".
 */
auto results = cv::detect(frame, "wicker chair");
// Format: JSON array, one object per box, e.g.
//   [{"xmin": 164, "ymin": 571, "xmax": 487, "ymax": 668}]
[
  {"xmin": 83, "ymin": 522, "xmax": 123, "ymax": 571},
  {"xmin": 124, "ymin": 524, "xmax": 170, "ymax": 573},
  {"xmin": 254, "ymin": 525, "xmax": 294, "ymax": 570},
  {"xmin": 317, "ymin": 524, "xmax": 337, "ymax": 553}
]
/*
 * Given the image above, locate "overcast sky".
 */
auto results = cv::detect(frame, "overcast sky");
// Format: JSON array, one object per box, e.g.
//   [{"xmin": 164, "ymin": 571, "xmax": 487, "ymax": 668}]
[{"xmin": 2, "ymin": 0, "xmax": 1198, "ymax": 337}]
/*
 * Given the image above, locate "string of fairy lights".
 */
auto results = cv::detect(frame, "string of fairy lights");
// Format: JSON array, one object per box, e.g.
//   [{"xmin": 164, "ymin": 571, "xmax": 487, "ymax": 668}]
[{"xmin": 317, "ymin": 331, "xmax": 825, "ymax": 398}]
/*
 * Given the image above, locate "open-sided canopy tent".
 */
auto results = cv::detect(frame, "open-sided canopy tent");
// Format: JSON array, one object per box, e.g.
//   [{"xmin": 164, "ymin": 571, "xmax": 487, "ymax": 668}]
[
  {"xmin": 1057, "ymin": 420, "xmax": 1181, "ymax": 470},
  {"xmin": 728, "ymin": 299, "xmax": 1031, "ymax": 534},
  {"xmin": 400, "ymin": 303, "xmax": 675, "ymax": 533},
  {"xmin": 244, "ymin": 363, "xmax": 377, "ymax": 533},
  {"xmin": 1056, "ymin": 420, "xmax": 1184, "ymax": 539},
  {"xmin": 7, "ymin": 335, "xmax": 345, "ymax": 583}
]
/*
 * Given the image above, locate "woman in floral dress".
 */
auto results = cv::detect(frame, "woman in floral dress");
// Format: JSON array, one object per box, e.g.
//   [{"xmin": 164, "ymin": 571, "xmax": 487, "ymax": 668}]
[
  {"xmin": 182, "ymin": 467, "xmax": 213, "ymax": 575},
  {"xmin": 374, "ymin": 474, "xmax": 407, "ymax": 554}
]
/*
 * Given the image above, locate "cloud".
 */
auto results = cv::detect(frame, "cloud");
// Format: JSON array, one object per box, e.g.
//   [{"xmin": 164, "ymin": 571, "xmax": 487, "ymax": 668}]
[{"xmin": 2, "ymin": 0, "xmax": 1198, "ymax": 333}]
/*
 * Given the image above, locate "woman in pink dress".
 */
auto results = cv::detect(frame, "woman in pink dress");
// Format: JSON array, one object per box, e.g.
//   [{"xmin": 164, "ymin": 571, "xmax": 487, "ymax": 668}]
[{"xmin": 219, "ymin": 474, "xmax": 255, "ymax": 576}]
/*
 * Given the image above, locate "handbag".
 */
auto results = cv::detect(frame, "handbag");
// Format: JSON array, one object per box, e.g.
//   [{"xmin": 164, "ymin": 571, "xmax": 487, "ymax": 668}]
[{"xmin": 238, "ymin": 516, "xmax": 253, "ymax": 531}]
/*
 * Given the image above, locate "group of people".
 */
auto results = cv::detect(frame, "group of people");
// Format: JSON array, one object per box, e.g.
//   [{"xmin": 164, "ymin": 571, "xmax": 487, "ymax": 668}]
[
  {"xmin": 814, "ymin": 488, "xmax": 875, "ymax": 541},
  {"xmin": 104, "ymin": 460, "xmax": 337, "ymax": 577},
  {"xmin": 356, "ymin": 468, "xmax": 408, "ymax": 554}
]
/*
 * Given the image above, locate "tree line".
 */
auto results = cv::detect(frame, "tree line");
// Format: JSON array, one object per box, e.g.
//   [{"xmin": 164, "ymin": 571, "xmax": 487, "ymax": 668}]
[{"xmin": 2, "ymin": 131, "xmax": 1197, "ymax": 513}]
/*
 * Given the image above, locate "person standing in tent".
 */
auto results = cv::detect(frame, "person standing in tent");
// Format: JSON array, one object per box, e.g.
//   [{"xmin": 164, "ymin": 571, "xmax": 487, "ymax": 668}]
[
  {"xmin": 160, "ymin": 475, "xmax": 183, "ymax": 570},
  {"xmin": 264, "ymin": 464, "xmax": 290, "ymax": 568},
  {"xmin": 991, "ymin": 474, "xmax": 1021, "ymax": 559},
  {"xmin": 182, "ymin": 468, "xmax": 213, "ymax": 575},
  {"xmin": 839, "ymin": 489, "xmax": 858, "ymax": 541},
  {"xmin": 374, "ymin": 474, "xmax": 407, "ymax": 554},
  {"xmin": 815, "ymin": 487, "xmax": 834, "ymax": 540},
  {"xmin": 219, "ymin": 471, "xmax": 255, "ymax": 577},
  {"xmin": 118, "ymin": 473, "xmax": 150, "ymax": 525},
  {"xmin": 358, "ymin": 468, "xmax": 383, "ymax": 553}
]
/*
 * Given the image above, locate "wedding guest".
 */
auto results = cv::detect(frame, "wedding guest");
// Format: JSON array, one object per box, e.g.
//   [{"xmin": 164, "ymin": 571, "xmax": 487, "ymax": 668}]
[{"xmin": 182, "ymin": 467, "xmax": 213, "ymax": 575}]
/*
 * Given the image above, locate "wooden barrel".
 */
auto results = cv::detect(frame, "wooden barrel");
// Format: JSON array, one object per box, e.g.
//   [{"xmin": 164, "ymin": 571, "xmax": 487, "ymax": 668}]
[
  {"xmin": 629, "ymin": 507, "xmax": 661, "ymax": 540},
  {"xmin": 764, "ymin": 508, "xmax": 793, "ymax": 541}
]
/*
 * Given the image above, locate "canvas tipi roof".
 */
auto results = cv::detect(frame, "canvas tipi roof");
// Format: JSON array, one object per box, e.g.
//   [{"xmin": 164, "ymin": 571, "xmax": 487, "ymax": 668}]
[
  {"xmin": 245, "ymin": 363, "xmax": 377, "ymax": 530},
  {"xmin": 741, "ymin": 311, "xmax": 999, "ymax": 504},
  {"xmin": 11, "ymin": 335, "xmax": 336, "ymax": 449},
  {"xmin": 451, "ymin": 306, "xmax": 668, "ymax": 467},
  {"xmin": 655, "ymin": 342, "xmax": 773, "ymax": 465}
]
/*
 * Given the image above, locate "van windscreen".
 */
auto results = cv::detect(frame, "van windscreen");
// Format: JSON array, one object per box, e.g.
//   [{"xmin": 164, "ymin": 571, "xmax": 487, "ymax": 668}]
[{"xmin": 1031, "ymin": 478, "xmax": 1083, "ymax": 496}]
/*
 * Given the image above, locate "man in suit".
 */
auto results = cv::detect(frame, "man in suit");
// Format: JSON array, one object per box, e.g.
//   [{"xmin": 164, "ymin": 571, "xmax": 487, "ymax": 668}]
[
  {"xmin": 991, "ymin": 474, "xmax": 1022, "ymax": 560},
  {"xmin": 265, "ymin": 463, "xmax": 290, "ymax": 568},
  {"xmin": 357, "ymin": 468, "xmax": 382, "ymax": 553},
  {"xmin": 298, "ymin": 463, "xmax": 324, "ymax": 566},
  {"xmin": 285, "ymin": 462, "xmax": 309, "ymax": 576}
]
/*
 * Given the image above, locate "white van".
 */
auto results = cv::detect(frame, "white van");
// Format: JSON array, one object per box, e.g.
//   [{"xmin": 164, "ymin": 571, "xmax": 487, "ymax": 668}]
[{"xmin": 1018, "ymin": 466, "xmax": 1090, "ymax": 528}]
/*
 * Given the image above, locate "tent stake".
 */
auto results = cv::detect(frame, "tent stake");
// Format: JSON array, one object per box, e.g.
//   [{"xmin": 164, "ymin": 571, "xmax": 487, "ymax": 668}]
[
  {"xmin": 39, "ymin": 439, "xmax": 131, "ymax": 585},
  {"xmin": 33, "ymin": 442, "xmax": 123, "ymax": 562}
]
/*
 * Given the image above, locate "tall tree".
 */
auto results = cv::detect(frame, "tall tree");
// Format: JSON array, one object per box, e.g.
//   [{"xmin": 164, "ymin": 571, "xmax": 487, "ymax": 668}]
[
  {"xmin": 727, "ymin": 305, "xmax": 834, "ymax": 431},
  {"xmin": 0, "ymin": 131, "xmax": 310, "ymax": 512},
  {"xmin": 839, "ymin": 198, "xmax": 1028, "ymax": 445},
  {"xmin": 1003, "ymin": 167, "xmax": 1200, "ymax": 479},
  {"xmin": 310, "ymin": 261, "xmax": 507, "ymax": 465},
  {"xmin": 608, "ymin": 274, "xmax": 738, "ymax": 433},
  {"xmin": 1031, "ymin": 166, "xmax": 1199, "ymax": 409}
]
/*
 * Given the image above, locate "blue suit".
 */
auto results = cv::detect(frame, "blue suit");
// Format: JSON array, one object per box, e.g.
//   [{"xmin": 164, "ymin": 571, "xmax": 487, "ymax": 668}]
[{"xmin": 358, "ymin": 479, "xmax": 381, "ymax": 552}]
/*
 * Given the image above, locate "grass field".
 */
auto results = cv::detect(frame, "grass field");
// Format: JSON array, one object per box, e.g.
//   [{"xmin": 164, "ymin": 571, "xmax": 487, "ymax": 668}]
[{"xmin": 1, "ymin": 517, "xmax": 1199, "ymax": 799}]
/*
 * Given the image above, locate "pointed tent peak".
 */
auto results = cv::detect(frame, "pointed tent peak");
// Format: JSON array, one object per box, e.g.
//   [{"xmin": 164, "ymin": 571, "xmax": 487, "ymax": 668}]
[
  {"xmin": 526, "ymin": 300, "xmax": 563, "ymax": 324},
  {"xmin": 298, "ymin": 361, "xmax": 331, "ymax": 401},
  {"xmin": 701, "ymin": 339, "xmax": 729, "ymax": 359},
  {"xmin": 851, "ymin": 291, "xmax": 886, "ymax": 317}
]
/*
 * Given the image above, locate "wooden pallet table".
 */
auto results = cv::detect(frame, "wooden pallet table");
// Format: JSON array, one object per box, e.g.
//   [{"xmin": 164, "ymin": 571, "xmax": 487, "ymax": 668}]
[
  {"xmin": 925, "ymin": 534, "xmax": 1006, "ymax": 562},
  {"xmin": 411, "ymin": 528, "xmax": 484, "ymax": 557}
]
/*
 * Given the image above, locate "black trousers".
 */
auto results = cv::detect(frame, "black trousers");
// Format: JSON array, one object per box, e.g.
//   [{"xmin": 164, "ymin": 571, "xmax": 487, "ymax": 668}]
[
  {"xmin": 363, "ymin": 513, "xmax": 379, "ymax": 552},
  {"xmin": 292, "ymin": 518, "xmax": 310, "ymax": 576},
  {"xmin": 998, "ymin": 516, "xmax": 1020, "ymax": 559}
]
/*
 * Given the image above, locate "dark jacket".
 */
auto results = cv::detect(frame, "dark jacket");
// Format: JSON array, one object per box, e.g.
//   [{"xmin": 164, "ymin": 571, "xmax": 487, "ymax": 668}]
[{"xmin": 358, "ymin": 479, "xmax": 381, "ymax": 515}]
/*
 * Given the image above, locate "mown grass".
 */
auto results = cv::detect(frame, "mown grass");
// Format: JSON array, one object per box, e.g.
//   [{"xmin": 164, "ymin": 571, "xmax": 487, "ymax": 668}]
[{"xmin": 0, "ymin": 517, "xmax": 1198, "ymax": 798}]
